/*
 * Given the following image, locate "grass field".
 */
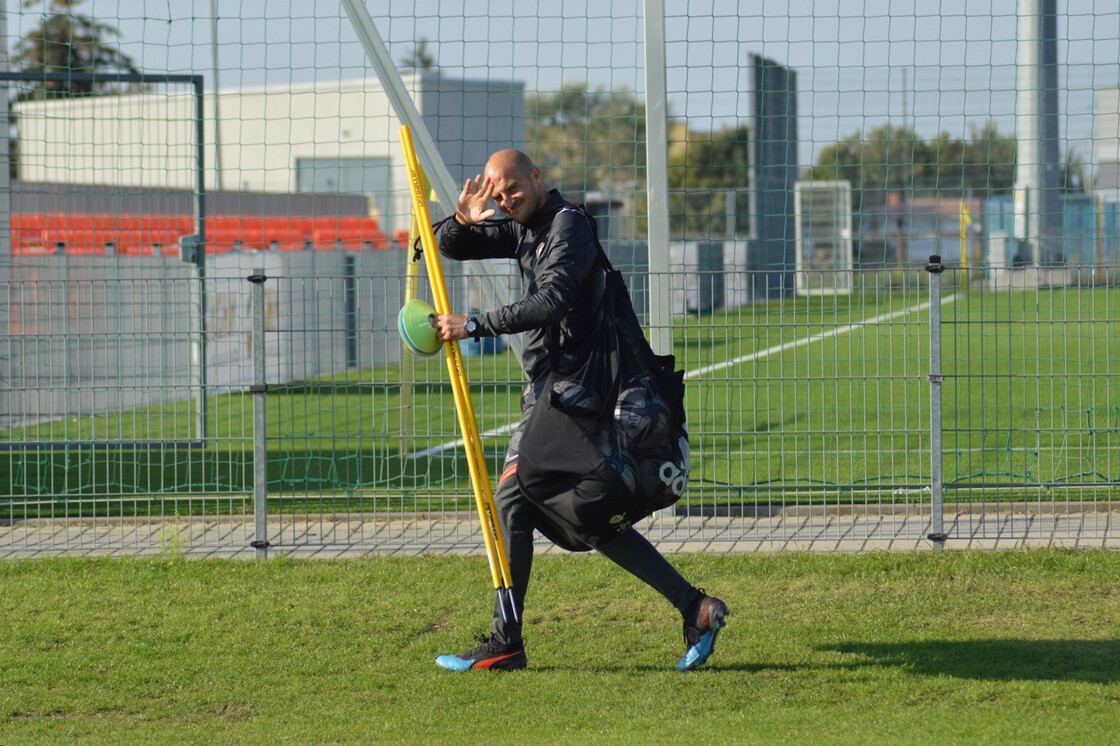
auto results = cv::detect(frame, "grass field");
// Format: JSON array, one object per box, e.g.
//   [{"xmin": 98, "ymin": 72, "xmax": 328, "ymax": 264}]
[
  {"xmin": 2, "ymin": 549, "xmax": 1119, "ymax": 744},
  {"xmin": 3, "ymin": 281, "xmax": 1118, "ymax": 515}
]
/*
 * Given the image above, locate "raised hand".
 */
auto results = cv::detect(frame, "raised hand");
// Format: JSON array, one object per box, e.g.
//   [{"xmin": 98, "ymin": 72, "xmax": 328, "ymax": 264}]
[{"xmin": 455, "ymin": 175, "xmax": 496, "ymax": 225}]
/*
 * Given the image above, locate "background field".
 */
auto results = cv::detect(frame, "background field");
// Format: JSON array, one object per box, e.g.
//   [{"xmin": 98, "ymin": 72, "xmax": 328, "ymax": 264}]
[
  {"xmin": 2, "ymin": 549, "xmax": 1118, "ymax": 744},
  {"xmin": 4, "ymin": 276, "xmax": 1118, "ymax": 517},
  {"xmin": 3, "ymin": 0, "xmax": 1120, "ymax": 557}
]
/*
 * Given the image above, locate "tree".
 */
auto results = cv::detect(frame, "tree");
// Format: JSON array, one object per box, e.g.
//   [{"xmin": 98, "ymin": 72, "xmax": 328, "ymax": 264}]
[
  {"xmin": 959, "ymin": 121, "xmax": 1017, "ymax": 196},
  {"xmin": 526, "ymin": 83, "xmax": 646, "ymax": 199},
  {"xmin": 666, "ymin": 123, "xmax": 751, "ymax": 237},
  {"xmin": 399, "ymin": 38, "xmax": 438, "ymax": 74},
  {"xmin": 1061, "ymin": 147, "xmax": 1088, "ymax": 193},
  {"xmin": 808, "ymin": 123, "xmax": 940, "ymax": 210},
  {"xmin": 13, "ymin": 0, "xmax": 142, "ymax": 101},
  {"xmin": 807, "ymin": 120, "xmax": 1084, "ymax": 212}
]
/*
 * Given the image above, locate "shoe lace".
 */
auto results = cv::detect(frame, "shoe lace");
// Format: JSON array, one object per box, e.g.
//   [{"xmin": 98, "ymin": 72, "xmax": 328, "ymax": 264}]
[
  {"xmin": 682, "ymin": 589, "xmax": 709, "ymax": 647},
  {"xmin": 468, "ymin": 634, "xmax": 513, "ymax": 657}
]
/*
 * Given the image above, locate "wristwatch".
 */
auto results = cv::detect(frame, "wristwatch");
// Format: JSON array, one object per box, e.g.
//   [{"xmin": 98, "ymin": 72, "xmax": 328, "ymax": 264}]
[{"xmin": 464, "ymin": 315, "xmax": 481, "ymax": 339}]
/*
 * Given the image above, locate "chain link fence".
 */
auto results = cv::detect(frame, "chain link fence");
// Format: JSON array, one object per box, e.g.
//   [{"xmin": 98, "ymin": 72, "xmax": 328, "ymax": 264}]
[
  {"xmin": 2, "ymin": 2, "xmax": 1119, "ymax": 555},
  {"xmin": 2, "ymin": 255, "xmax": 1117, "ymax": 556}
]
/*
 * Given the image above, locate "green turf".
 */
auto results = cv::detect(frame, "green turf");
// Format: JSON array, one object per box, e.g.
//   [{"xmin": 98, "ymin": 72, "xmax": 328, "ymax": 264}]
[
  {"xmin": 1, "ymin": 549, "xmax": 1119, "ymax": 744},
  {"xmin": 3, "ymin": 283, "xmax": 1119, "ymax": 513}
]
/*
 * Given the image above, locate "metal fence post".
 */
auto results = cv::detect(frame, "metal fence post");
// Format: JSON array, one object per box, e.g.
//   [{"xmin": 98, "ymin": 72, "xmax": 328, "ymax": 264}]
[
  {"xmin": 248, "ymin": 270, "xmax": 270, "ymax": 559},
  {"xmin": 0, "ymin": 1, "xmax": 10, "ymax": 429},
  {"xmin": 925, "ymin": 255, "xmax": 947, "ymax": 550}
]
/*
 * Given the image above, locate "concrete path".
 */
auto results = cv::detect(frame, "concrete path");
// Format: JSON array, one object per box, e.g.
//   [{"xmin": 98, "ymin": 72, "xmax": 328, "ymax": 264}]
[{"xmin": 2, "ymin": 506, "xmax": 1117, "ymax": 559}]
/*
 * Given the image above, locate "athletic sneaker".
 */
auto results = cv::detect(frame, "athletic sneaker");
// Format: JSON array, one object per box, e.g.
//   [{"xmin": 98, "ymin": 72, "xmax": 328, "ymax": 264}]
[
  {"xmin": 677, "ymin": 592, "xmax": 728, "ymax": 671},
  {"xmin": 435, "ymin": 635, "xmax": 527, "ymax": 672}
]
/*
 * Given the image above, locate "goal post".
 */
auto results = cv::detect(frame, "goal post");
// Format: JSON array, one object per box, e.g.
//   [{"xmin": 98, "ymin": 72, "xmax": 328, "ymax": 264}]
[
  {"xmin": 1, "ymin": 70, "xmax": 209, "ymax": 445},
  {"xmin": 794, "ymin": 181, "xmax": 854, "ymax": 296}
]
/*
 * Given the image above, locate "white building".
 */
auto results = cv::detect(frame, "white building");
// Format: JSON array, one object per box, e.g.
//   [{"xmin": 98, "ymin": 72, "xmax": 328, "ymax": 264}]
[{"xmin": 15, "ymin": 73, "xmax": 525, "ymax": 235}]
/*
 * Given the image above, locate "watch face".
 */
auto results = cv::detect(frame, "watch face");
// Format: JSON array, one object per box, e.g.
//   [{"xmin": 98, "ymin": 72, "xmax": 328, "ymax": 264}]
[{"xmin": 466, "ymin": 318, "xmax": 478, "ymax": 335}]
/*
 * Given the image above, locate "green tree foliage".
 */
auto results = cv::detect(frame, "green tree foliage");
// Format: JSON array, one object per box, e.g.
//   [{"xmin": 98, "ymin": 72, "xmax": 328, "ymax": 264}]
[
  {"xmin": 809, "ymin": 123, "xmax": 941, "ymax": 210},
  {"xmin": 666, "ymin": 123, "xmax": 751, "ymax": 237},
  {"xmin": 526, "ymin": 83, "xmax": 646, "ymax": 199},
  {"xmin": 1061, "ymin": 147, "xmax": 1088, "ymax": 193},
  {"xmin": 13, "ymin": 0, "xmax": 142, "ymax": 101},
  {"xmin": 808, "ymin": 121, "xmax": 1084, "ymax": 211},
  {"xmin": 399, "ymin": 38, "xmax": 438, "ymax": 74}
]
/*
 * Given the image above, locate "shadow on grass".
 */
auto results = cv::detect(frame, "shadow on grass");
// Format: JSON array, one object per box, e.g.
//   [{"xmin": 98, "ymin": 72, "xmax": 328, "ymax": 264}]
[
  {"xmin": 528, "ymin": 660, "xmax": 799, "ymax": 674},
  {"xmin": 821, "ymin": 639, "xmax": 1120, "ymax": 684}
]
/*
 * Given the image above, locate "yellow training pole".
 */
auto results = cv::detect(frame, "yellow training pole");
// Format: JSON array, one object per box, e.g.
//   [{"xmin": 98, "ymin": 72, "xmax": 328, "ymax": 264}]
[
  {"xmin": 400, "ymin": 125, "xmax": 517, "ymax": 619},
  {"xmin": 404, "ymin": 162, "xmax": 435, "ymax": 303},
  {"xmin": 398, "ymin": 211, "xmax": 422, "ymax": 470},
  {"xmin": 399, "ymin": 167, "xmax": 437, "ymax": 466},
  {"xmin": 404, "ymin": 156, "xmax": 513, "ymax": 608},
  {"xmin": 959, "ymin": 199, "xmax": 971, "ymax": 293}
]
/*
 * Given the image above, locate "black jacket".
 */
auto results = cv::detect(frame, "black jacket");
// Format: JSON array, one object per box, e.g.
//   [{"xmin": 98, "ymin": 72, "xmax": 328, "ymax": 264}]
[{"xmin": 437, "ymin": 190, "xmax": 606, "ymax": 380}]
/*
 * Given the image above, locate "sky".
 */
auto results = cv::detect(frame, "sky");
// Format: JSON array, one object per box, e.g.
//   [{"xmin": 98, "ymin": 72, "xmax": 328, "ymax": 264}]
[{"xmin": 4, "ymin": 0, "xmax": 1120, "ymax": 168}]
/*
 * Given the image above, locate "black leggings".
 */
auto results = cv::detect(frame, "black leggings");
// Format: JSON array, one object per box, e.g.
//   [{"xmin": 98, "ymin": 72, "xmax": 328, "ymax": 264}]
[{"xmin": 490, "ymin": 461, "xmax": 699, "ymax": 646}]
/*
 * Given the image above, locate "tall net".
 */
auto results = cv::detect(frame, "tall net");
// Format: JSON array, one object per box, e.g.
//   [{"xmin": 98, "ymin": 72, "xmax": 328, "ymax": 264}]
[{"xmin": 1, "ymin": 1, "xmax": 1118, "ymax": 554}]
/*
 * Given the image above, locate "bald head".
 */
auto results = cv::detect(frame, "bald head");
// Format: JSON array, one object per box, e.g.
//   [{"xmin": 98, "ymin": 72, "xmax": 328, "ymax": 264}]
[
  {"xmin": 483, "ymin": 149, "xmax": 549, "ymax": 225},
  {"xmin": 485, "ymin": 149, "xmax": 538, "ymax": 180}
]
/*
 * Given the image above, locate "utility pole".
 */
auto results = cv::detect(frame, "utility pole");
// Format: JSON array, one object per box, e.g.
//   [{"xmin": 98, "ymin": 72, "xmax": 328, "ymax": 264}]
[
  {"xmin": 210, "ymin": 0, "xmax": 223, "ymax": 192},
  {"xmin": 643, "ymin": 0, "xmax": 671, "ymax": 354},
  {"xmin": 1, "ymin": 0, "xmax": 11, "ymax": 258},
  {"xmin": 1, "ymin": 0, "xmax": 12, "ymax": 427}
]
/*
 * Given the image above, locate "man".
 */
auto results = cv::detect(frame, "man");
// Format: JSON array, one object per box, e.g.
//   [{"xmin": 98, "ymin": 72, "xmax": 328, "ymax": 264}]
[{"xmin": 431, "ymin": 149, "xmax": 727, "ymax": 672}]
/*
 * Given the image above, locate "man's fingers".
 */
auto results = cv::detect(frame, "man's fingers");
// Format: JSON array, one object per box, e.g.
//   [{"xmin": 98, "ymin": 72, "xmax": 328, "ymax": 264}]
[
  {"xmin": 456, "ymin": 176, "xmax": 496, "ymax": 223},
  {"xmin": 460, "ymin": 176, "xmax": 484, "ymax": 195},
  {"xmin": 472, "ymin": 180, "xmax": 495, "ymax": 220},
  {"xmin": 433, "ymin": 313, "xmax": 468, "ymax": 342}
]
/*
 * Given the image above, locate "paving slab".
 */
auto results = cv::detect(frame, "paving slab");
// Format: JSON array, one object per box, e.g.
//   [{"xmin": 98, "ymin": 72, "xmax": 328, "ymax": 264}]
[{"xmin": 3, "ymin": 507, "xmax": 1119, "ymax": 559}]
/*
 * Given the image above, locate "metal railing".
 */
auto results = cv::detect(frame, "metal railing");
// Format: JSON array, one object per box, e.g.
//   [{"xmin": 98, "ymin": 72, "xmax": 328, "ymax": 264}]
[{"xmin": 2, "ymin": 255, "xmax": 1118, "ymax": 556}]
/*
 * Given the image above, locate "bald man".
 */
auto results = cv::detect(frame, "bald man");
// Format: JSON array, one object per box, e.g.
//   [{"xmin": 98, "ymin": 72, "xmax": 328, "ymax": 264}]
[{"xmin": 432, "ymin": 149, "xmax": 727, "ymax": 672}]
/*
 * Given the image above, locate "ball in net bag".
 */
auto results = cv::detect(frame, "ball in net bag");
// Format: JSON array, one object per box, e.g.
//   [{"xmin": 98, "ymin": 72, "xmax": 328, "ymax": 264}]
[{"xmin": 613, "ymin": 378, "xmax": 672, "ymax": 454}]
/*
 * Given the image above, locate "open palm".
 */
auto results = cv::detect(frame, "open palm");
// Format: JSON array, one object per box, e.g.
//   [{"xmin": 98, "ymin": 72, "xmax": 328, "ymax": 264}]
[{"xmin": 456, "ymin": 176, "xmax": 496, "ymax": 224}]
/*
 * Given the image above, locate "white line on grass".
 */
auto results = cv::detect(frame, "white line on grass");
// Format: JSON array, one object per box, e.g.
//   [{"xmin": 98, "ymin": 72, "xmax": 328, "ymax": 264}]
[
  {"xmin": 406, "ymin": 422, "xmax": 519, "ymax": 460},
  {"xmin": 684, "ymin": 294, "xmax": 957, "ymax": 379},
  {"xmin": 407, "ymin": 294, "xmax": 957, "ymax": 459}
]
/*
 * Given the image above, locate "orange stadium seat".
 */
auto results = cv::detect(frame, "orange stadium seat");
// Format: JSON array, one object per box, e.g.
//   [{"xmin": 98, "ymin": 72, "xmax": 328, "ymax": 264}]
[
  {"xmin": 311, "ymin": 216, "xmax": 387, "ymax": 250},
  {"xmin": 13, "ymin": 212, "xmax": 389, "ymax": 255}
]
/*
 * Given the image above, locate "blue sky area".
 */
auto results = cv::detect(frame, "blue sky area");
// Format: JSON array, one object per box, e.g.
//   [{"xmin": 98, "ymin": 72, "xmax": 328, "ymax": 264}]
[{"xmin": 4, "ymin": 0, "xmax": 1119, "ymax": 168}]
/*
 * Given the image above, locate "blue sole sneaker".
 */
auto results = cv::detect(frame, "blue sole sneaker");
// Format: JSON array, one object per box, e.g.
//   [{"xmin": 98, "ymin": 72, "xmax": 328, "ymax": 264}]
[
  {"xmin": 677, "ymin": 594, "xmax": 728, "ymax": 671},
  {"xmin": 435, "ymin": 635, "xmax": 527, "ymax": 672}
]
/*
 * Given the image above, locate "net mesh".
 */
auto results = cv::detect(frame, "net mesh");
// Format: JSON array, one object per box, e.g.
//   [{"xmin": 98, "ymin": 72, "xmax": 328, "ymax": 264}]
[{"xmin": 1, "ymin": 1, "xmax": 1118, "ymax": 551}]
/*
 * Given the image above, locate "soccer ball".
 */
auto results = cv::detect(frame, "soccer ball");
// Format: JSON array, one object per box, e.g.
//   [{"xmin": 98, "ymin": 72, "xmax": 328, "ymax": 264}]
[
  {"xmin": 551, "ymin": 379, "xmax": 603, "ymax": 417},
  {"xmin": 613, "ymin": 450, "xmax": 639, "ymax": 495},
  {"xmin": 596, "ymin": 442, "xmax": 638, "ymax": 495},
  {"xmin": 613, "ymin": 379, "xmax": 671, "ymax": 453},
  {"xmin": 634, "ymin": 436, "xmax": 690, "ymax": 506}
]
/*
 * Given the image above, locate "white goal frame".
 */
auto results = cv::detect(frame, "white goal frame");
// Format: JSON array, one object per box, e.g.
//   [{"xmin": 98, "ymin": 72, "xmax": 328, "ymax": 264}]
[{"xmin": 794, "ymin": 181, "xmax": 854, "ymax": 296}]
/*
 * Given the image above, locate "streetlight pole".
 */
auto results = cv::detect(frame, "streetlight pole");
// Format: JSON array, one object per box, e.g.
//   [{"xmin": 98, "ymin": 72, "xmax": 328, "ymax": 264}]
[{"xmin": 210, "ymin": 0, "xmax": 223, "ymax": 192}]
